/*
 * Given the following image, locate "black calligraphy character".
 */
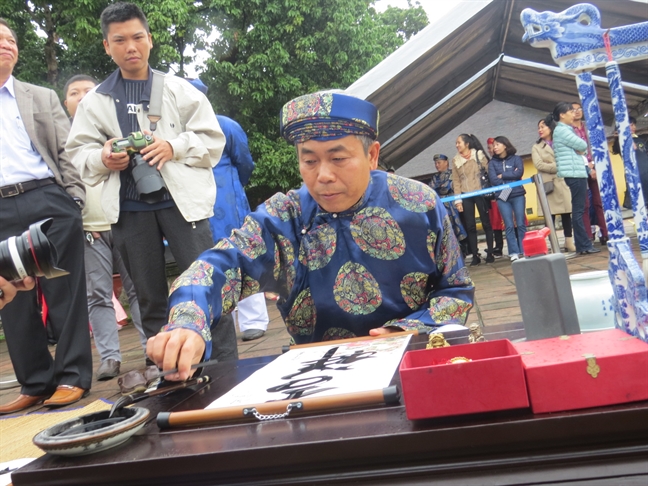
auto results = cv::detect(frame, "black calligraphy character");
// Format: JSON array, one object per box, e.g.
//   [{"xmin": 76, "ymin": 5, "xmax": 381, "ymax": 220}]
[
  {"xmin": 281, "ymin": 347, "xmax": 340, "ymax": 380},
  {"xmin": 327, "ymin": 350, "xmax": 376, "ymax": 369},
  {"xmin": 266, "ymin": 376, "xmax": 334, "ymax": 400}
]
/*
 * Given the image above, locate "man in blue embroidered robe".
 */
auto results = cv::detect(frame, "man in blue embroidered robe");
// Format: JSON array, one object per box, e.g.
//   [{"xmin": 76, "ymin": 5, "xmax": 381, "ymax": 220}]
[{"xmin": 147, "ymin": 91, "xmax": 475, "ymax": 380}]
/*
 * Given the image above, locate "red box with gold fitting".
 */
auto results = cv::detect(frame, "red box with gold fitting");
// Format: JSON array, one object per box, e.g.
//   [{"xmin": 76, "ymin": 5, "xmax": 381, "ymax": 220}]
[
  {"xmin": 513, "ymin": 329, "xmax": 648, "ymax": 414},
  {"xmin": 399, "ymin": 340, "xmax": 529, "ymax": 420}
]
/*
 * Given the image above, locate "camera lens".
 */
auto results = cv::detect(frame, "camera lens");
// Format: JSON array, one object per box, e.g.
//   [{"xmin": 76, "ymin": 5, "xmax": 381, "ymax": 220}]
[
  {"xmin": 0, "ymin": 219, "xmax": 69, "ymax": 281},
  {"xmin": 131, "ymin": 153, "xmax": 168, "ymax": 203}
]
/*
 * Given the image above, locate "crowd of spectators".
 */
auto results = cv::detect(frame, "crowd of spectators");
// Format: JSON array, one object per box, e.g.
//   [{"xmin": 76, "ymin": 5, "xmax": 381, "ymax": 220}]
[{"xmin": 424, "ymin": 100, "xmax": 647, "ymax": 263}]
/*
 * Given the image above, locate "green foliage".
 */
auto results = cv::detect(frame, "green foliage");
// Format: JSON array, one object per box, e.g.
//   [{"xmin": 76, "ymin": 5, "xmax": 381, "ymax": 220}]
[
  {"xmin": 0, "ymin": 0, "xmax": 192, "ymax": 90},
  {"xmin": 200, "ymin": 0, "xmax": 428, "ymax": 196},
  {"xmin": 2, "ymin": 0, "xmax": 428, "ymax": 198},
  {"xmin": 379, "ymin": 1, "xmax": 428, "ymax": 42}
]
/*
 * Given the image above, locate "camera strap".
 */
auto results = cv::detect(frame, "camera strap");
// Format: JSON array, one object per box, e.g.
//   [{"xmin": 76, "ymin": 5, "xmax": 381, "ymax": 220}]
[{"xmin": 148, "ymin": 70, "xmax": 165, "ymax": 132}]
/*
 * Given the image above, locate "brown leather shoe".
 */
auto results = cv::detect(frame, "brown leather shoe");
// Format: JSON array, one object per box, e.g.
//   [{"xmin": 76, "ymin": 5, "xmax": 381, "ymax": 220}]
[
  {"xmin": 0, "ymin": 394, "xmax": 47, "ymax": 415},
  {"xmin": 43, "ymin": 385, "xmax": 88, "ymax": 407}
]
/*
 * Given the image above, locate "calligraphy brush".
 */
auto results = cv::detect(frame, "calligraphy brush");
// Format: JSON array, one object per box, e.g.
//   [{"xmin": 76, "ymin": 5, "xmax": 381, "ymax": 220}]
[
  {"xmin": 156, "ymin": 357, "xmax": 220, "ymax": 379},
  {"xmin": 109, "ymin": 375, "xmax": 211, "ymax": 418}
]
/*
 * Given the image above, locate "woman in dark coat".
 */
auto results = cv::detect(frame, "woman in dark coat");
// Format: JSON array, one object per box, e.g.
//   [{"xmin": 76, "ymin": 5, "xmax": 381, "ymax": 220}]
[{"xmin": 488, "ymin": 136, "xmax": 526, "ymax": 261}]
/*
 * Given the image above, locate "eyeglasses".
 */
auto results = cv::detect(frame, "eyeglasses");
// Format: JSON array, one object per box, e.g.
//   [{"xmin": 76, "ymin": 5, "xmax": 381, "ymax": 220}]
[{"xmin": 571, "ymin": 107, "xmax": 582, "ymax": 112}]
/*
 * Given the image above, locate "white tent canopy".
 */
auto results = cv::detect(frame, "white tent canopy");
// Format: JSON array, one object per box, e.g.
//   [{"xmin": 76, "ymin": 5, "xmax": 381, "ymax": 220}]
[{"xmin": 346, "ymin": 0, "xmax": 648, "ymax": 171}]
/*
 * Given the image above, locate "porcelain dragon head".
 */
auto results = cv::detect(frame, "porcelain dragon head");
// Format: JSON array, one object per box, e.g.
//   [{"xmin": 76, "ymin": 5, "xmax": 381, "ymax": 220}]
[{"xmin": 521, "ymin": 3, "xmax": 648, "ymax": 73}]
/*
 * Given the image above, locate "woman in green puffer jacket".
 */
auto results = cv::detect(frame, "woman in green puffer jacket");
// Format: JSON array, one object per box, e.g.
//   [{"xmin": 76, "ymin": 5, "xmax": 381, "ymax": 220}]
[{"xmin": 551, "ymin": 102, "xmax": 599, "ymax": 255}]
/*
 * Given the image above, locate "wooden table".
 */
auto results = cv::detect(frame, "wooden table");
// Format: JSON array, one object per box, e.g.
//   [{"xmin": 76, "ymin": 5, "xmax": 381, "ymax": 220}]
[{"xmin": 14, "ymin": 328, "xmax": 648, "ymax": 486}]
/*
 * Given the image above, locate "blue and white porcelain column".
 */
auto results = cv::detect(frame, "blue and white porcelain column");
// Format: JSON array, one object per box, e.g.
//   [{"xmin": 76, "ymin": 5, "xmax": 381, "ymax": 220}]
[
  {"xmin": 603, "ymin": 61, "xmax": 648, "ymax": 340},
  {"xmin": 575, "ymin": 72, "xmax": 625, "ymax": 241},
  {"xmin": 605, "ymin": 61, "xmax": 648, "ymax": 260}
]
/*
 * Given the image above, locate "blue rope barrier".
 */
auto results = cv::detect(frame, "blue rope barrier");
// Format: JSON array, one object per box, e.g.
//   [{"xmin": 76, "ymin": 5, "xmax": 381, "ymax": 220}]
[{"xmin": 439, "ymin": 178, "xmax": 534, "ymax": 203}]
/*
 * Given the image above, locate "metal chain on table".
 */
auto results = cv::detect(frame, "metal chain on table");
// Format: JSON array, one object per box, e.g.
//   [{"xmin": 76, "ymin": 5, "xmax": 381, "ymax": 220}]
[{"xmin": 243, "ymin": 402, "xmax": 303, "ymax": 421}]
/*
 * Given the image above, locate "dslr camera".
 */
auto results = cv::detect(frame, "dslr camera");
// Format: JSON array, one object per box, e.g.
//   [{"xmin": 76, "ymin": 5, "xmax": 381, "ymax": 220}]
[
  {"xmin": 112, "ymin": 131, "xmax": 168, "ymax": 203},
  {"xmin": 0, "ymin": 219, "xmax": 68, "ymax": 281}
]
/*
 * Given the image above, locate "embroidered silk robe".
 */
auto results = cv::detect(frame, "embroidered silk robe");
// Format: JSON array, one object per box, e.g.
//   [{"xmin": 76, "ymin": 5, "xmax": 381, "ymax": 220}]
[{"xmin": 164, "ymin": 172, "xmax": 475, "ymax": 359}]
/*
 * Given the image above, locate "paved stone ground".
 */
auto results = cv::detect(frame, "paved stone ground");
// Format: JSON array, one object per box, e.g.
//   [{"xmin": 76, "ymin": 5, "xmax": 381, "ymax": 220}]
[{"xmin": 0, "ymin": 224, "xmax": 640, "ymax": 415}]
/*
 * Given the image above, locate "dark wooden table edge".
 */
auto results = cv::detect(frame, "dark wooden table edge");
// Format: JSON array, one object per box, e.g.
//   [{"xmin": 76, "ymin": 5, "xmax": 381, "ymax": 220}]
[{"xmin": 13, "ymin": 326, "xmax": 648, "ymax": 486}]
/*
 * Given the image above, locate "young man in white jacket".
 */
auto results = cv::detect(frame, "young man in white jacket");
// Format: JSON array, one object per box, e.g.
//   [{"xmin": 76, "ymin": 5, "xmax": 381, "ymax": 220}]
[{"xmin": 67, "ymin": 2, "xmax": 238, "ymax": 365}]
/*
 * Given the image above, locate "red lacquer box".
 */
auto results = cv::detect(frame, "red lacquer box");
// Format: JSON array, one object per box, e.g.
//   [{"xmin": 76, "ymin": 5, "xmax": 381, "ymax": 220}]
[
  {"xmin": 399, "ymin": 340, "xmax": 529, "ymax": 420},
  {"xmin": 513, "ymin": 329, "xmax": 648, "ymax": 414}
]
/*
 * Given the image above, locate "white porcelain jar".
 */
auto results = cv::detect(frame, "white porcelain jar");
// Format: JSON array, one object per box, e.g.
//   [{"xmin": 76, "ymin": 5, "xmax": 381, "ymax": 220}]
[{"xmin": 569, "ymin": 270, "xmax": 615, "ymax": 332}]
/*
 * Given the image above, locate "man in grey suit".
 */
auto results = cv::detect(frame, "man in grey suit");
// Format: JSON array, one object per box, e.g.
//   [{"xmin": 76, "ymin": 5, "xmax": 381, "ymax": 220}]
[{"xmin": 0, "ymin": 18, "xmax": 92, "ymax": 414}]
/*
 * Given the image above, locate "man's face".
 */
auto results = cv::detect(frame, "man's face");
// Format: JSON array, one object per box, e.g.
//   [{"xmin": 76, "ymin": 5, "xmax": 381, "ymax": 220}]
[
  {"xmin": 103, "ymin": 18, "xmax": 152, "ymax": 80},
  {"xmin": 0, "ymin": 24, "xmax": 18, "ymax": 78},
  {"xmin": 298, "ymin": 135, "xmax": 379, "ymax": 213},
  {"xmin": 487, "ymin": 143, "xmax": 494, "ymax": 156},
  {"xmin": 64, "ymin": 80, "xmax": 96, "ymax": 118},
  {"xmin": 434, "ymin": 158, "xmax": 448, "ymax": 172},
  {"xmin": 572, "ymin": 104, "xmax": 583, "ymax": 122}
]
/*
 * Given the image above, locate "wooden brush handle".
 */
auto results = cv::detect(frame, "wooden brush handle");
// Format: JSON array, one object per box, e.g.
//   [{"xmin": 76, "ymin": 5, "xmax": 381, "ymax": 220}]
[{"xmin": 157, "ymin": 386, "xmax": 400, "ymax": 429}]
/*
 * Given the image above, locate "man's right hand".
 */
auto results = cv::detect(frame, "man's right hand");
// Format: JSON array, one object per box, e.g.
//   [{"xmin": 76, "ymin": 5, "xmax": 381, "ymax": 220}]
[
  {"xmin": 0, "ymin": 276, "xmax": 35, "ymax": 309},
  {"xmin": 101, "ymin": 138, "xmax": 130, "ymax": 171},
  {"xmin": 146, "ymin": 329, "xmax": 206, "ymax": 381}
]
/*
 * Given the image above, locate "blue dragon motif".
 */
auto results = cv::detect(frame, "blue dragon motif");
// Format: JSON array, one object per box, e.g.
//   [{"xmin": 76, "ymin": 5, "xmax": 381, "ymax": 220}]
[
  {"xmin": 521, "ymin": 3, "xmax": 648, "ymax": 73},
  {"xmin": 606, "ymin": 64, "xmax": 648, "ymax": 255},
  {"xmin": 522, "ymin": 5, "xmax": 648, "ymax": 341},
  {"xmin": 576, "ymin": 73, "xmax": 625, "ymax": 238},
  {"xmin": 608, "ymin": 239, "xmax": 648, "ymax": 341}
]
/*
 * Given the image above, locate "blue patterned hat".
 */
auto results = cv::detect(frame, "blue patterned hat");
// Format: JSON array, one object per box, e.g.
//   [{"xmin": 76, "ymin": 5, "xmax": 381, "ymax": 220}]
[{"xmin": 280, "ymin": 91, "xmax": 379, "ymax": 144}]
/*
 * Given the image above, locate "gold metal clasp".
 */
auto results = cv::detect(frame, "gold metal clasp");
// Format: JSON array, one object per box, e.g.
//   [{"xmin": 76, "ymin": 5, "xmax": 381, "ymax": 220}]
[{"xmin": 583, "ymin": 354, "xmax": 600, "ymax": 378}]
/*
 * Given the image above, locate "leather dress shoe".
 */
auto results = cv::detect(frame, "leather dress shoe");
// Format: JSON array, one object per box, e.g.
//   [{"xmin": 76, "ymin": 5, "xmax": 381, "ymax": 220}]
[
  {"xmin": 43, "ymin": 385, "xmax": 88, "ymax": 407},
  {"xmin": 580, "ymin": 247, "xmax": 601, "ymax": 255},
  {"xmin": 0, "ymin": 394, "xmax": 47, "ymax": 415},
  {"xmin": 96, "ymin": 359, "xmax": 121, "ymax": 381},
  {"xmin": 242, "ymin": 329, "xmax": 265, "ymax": 341}
]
